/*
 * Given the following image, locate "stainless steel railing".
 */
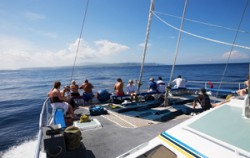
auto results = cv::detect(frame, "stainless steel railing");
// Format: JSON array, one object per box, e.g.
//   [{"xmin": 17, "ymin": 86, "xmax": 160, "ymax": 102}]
[
  {"xmin": 186, "ymin": 80, "xmax": 243, "ymax": 90},
  {"xmin": 35, "ymin": 98, "xmax": 51, "ymax": 158}
]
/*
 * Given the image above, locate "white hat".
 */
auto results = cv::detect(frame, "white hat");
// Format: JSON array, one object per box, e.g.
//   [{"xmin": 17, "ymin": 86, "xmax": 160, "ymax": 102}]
[
  {"xmin": 128, "ymin": 80, "xmax": 133, "ymax": 83},
  {"xmin": 71, "ymin": 80, "xmax": 76, "ymax": 84}
]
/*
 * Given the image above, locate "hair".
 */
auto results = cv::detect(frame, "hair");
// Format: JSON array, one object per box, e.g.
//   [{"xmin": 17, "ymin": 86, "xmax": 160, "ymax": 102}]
[
  {"xmin": 117, "ymin": 78, "xmax": 122, "ymax": 82},
  {"xmin": 54, "ymin": 81, "xmax": 61, "ymax": 89},
  {"xmin": 158, "ymin": 76, "xmax": 162, "ymax": 80},
  {"xmin": 85, "ymin": 80, "xmax": 89, "ymax": 83},
  {"xmin": 200, "ymin": 88, "xmax": 206, "ymax": 94},
  {"xmin": 177, "ymin": 75, "xmax": 182, "ymax": 78}
]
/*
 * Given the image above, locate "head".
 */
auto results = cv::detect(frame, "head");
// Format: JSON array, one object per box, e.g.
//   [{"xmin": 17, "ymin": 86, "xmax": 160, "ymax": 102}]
[
  {"xmin": 150, "ymin": 77, "xmax": 154, "ymax": 82},
  {"xmin": 85, "ymin": 79, "xmax": 89, "ymax": 83},
  {"xmin": 117, "ymin": 78, "xmax": 122, "ymax": 82},
  {"xmin": 158, "ymin": 76, "xmax": 162, "ymax": 80},
  {"xmin": 128, "ymin": 80, "xmax": 133, "ymax": 84},
  {"xmin": 200, "ymin": 88, "xmax": 206, "ymax": 94},
  {"xmin": 64, "ymin": 85, "xmax": 70, "ymax": 92},
  {"xmin": 54, "ymin": 81, "xmax": 61, "ymax": 89},
  {"xmin": 177, "ymin": 75, "xmax": 182, "ymax": 78},
  {"xmin": 71, "ymin": 80, "xmax": 76, "ymax": 85}
]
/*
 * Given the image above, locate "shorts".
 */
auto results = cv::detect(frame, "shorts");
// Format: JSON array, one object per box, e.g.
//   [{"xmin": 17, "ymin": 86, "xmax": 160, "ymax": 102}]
[
  {"xmin": 51, "ymin": 102, "xmax": 69, "ymax": 114},
  {"xmin": 116, "ymin": 91, "xmax": 125, "ymax": 96}
]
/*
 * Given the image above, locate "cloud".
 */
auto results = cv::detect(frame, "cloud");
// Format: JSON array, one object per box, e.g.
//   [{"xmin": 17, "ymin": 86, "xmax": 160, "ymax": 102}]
[
  {"xmin": 138, "ymin": 42, "xmax": 151, "ymax": 47},
  {"xmin": 24, "ymin": 11, "xmax": 45, "ymax": 20},
  {"xmin": 0, "ymin": 37, "xmax": 129, "ymax": 70},
  {"xmin": 222, "ymin": 50, "xmax": 249, "ymax": 59}
]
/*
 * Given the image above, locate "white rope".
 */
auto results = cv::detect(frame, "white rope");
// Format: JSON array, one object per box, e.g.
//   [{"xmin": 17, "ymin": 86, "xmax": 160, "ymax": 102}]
[
  {"xmin": 70, "ymin": 0, "xmax": 90, "ymax": 83},
  {"xmin": 168, "ymin": 0, "xmax": 188, "ymax": 85},
  {"xmin": 164, "ymin": 0, "xmax": 189, "ymax": 107},
  {"xmin": 137, "ymin": 0, "xmax": 155, "ymax": 93},
  {"xmin": 154, "ymin": 11, "xmax": 250, "ymax": 34},
  {"xmin": 153, "ymin": 12, "xmax": 250, "ymax": 50},
  {"xmin": 216, "ymin": 0, "xmax": 249, "ymax": 98}
]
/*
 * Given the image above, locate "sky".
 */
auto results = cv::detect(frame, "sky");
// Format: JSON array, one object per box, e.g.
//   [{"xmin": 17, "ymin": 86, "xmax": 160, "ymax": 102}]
[{"xmin": 0, "ymin": 0, "xmax": 249, "ymax": 70}]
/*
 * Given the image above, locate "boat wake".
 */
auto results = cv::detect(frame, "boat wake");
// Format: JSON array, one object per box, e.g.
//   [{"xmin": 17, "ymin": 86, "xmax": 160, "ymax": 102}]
[{"xmin": 1, "ymin": 136, "xmax": 38, "ymax": 158}]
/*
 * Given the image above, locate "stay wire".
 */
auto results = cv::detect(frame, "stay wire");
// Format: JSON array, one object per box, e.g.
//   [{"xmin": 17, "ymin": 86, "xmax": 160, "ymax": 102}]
[
  {"xmin": 168, "ymin": 0, "xmax": 188, "ymax": 85},
  {"xmin": 216, "ymin": 0, "xmax": 249, "ymax": 98},
  {"xmin": 164, "ymin": 0, "xmax": 188, "ymax": 106},
  {"xmin": 70, "ymin": 0, "xmax": 90, "ymax": 84}
]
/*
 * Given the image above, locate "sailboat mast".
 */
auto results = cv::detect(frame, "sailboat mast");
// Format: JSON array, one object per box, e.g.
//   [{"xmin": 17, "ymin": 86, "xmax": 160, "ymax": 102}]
[{"xmin": 137, "ymin": 0, "xmax": 155, "ymax": 94}]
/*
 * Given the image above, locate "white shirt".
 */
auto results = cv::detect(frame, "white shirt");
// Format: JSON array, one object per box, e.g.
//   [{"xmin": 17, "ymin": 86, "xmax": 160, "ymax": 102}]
[
  {"xmin": 157, "ymin": 80, "xmax": 166, "ymax": 93},
  {"xmin": 126, "ymin": 84, "xmax": 136, "ymax": 94},
  {"xmin": 172, "ymin": 78, "xmax": 186, "ymax": 88}
]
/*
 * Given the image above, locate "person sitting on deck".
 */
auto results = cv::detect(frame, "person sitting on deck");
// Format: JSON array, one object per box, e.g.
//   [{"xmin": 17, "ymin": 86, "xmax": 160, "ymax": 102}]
[
  {"xmin": 148, "ymin": 77, "xmax": 158, "ymax": 92},
  {"xmin": 236, "ymin": 74, "xmax": 249, "ymax": 96},
  {"xmin": 156, "ymin": 76, "xmax": 166, "ymax": 93},
  {"xmin": 48, "ymin": 81, "xmax": 76, "ymax": 119},
  {"xmin": 114, "ymin": 78, "xmax": 125, "ymax": 96},
  {"xmin": 70, "ymin": 80, "xmax": 80, "ymax": 97},
  {"xmin": 172, "ymin": 75, "xmax": 186, "ymax": 89},
  {"xmin": 192, "ymin": 88, "xmax": 212, "ymax": 112},
  {"xmin": 61, "ymin": 85, "xmax": 78, "ymax": 110},
  {"xmin": 126, "ymin": 80, "xmax": 137, "ymax": 101},
  {"xmin": 79, "ymin": 79, "xmax": 94, "ymax": 102}
]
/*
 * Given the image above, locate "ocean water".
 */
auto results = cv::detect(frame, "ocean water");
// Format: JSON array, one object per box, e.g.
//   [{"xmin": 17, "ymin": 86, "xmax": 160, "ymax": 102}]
[{"xmin": 0, "ymin": 63, "xmax": 248, "ymax": 158}]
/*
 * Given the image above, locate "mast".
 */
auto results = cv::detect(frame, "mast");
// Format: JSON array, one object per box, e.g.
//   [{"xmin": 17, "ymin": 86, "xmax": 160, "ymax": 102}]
[{"xmin": 137, "ymin": 0, "xmax": 155, "ymax": 94}]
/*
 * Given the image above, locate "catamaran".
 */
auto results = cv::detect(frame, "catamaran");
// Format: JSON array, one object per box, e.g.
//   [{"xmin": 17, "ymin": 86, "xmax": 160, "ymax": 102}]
[{"xmin": 35, "ymin": 0, "xmax": 250, "ymax": 157}]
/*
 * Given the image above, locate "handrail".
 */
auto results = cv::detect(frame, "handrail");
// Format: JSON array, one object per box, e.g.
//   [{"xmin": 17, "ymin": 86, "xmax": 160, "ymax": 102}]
[
  {"xmin": 186, "ymin": 80, "xmax": 244, "ymax": 90},
  {"xmin": 35, "ymin": 97, "xmax": 50, "ymax": 158}
]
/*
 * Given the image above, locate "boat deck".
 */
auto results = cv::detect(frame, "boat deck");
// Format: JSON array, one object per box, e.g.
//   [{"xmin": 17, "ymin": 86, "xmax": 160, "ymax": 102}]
[
  {"xmin": 187, "ymin": 105, "xmax": 250, "ymax": 155},
  {"xmin": 80, "ymin": 112, "xmax": 191, "ymax": 158}
]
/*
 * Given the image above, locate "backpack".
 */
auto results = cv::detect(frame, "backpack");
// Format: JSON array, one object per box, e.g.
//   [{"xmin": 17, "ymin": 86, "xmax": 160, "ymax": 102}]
[
  {"xmin": 89, "ymin": 105, "xmax": 108, "ymax": 116},
  {"xmin": 64, "ymin": 126, "xmax": 82, "ymax": 151}
]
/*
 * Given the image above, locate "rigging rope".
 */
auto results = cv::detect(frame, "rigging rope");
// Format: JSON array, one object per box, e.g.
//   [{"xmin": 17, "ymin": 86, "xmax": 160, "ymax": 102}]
[
  {"xmin": 167, "ymin": 0, "xmax": 188, "ymax": 85},
  {"xmin": 153, "ymin": 12, "xmax": 250, "ymax": 50},
  {"xmin": 154, "ymin": 11, "xmax": 250, "ymax": 34},
  {"xmin": 137, "ymin": 0, "xmax": 155, "ymax": 94},
  {"xmin": 164, "ymin": 0, "xmax": 189, "ymax": 106},
  {"xmin": 70, "ymin": 0, "xmax": 90, "ymax": 83},
  {"xmin": 216, "ymin": 0, "xmax": 249, "ymax": 98}
]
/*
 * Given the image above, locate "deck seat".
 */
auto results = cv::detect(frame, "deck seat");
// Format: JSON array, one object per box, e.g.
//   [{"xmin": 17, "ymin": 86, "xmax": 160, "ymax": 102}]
[{"xmin": 53, "ymin": 108, "xmax": 66, "ymax": 128}]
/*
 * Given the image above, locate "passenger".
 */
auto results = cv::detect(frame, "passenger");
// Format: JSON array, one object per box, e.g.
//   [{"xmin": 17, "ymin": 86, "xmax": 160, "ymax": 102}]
[
  {"xmin": 70, "ymin": 80, "xmax": 80, "ymax": 96},
  {"xmin": 60, "ymin": 85, "xmax": 70, "ymax": 99},
  {"xmin": 61, "ymin": 85, "xmax": 78, "ymax": 110},
  {"xmin": 80, "ymin": 79, "xmax": 94, "ymax": 94},
  {"xmin": 148, "ymin": 77, "xmax": 158, "ymax": 92},
  {"xmin": 114, "ymin": 78, "xmax": 125, "ymax": 96},
  {"xmin": 212, "ymin": 94, "xmax": 232, "ymax": 107},
  {"xmin": 79, "ymin": 79, "xmax": 94, "ymax": 102},
  {"xmin": 126, "ymin": 80, "xmax": 137, "ymax": 101},
  {"xmin": 172, "ymin": 75, "xmax": 186, "ymax": 89},
  {"xmin": 192, "ymin": 88, "xmax": 212, "ymax": 111},
  {"xmin": 156, "ymin": 76, "xmax": 166, "ymax": 93},
  {"xmin": 48, "ymin": 81, "xmax": 76, "ymax": 119},
  {"xmin": 236, "ymin": 74, "xmax": 249, "ymax": 96}
]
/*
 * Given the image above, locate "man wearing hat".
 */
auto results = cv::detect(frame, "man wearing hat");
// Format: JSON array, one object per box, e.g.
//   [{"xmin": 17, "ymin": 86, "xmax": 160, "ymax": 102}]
[
  {"xmin": 126, "ymin": 80, "xmax": 137, "ymax": 101},
  {"xmin": 193, "ymin": 88, "xmax": 212, "ymax": 112},
  {"xmin": 148, "ymin": 77, "xmax": 157, "ymax": 92}
]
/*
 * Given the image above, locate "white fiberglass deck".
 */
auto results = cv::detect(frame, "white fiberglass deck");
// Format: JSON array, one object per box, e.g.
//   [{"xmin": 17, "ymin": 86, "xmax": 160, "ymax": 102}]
[{"xmin": 187, "ymin": 105, "xmax": 250, "ymax": 155}]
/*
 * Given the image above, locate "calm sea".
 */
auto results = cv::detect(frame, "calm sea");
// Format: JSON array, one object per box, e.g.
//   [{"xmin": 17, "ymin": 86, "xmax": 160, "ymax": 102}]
[{"xmin": 0, "ymin": 63, "xmax": 249, "ymax": 158}]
